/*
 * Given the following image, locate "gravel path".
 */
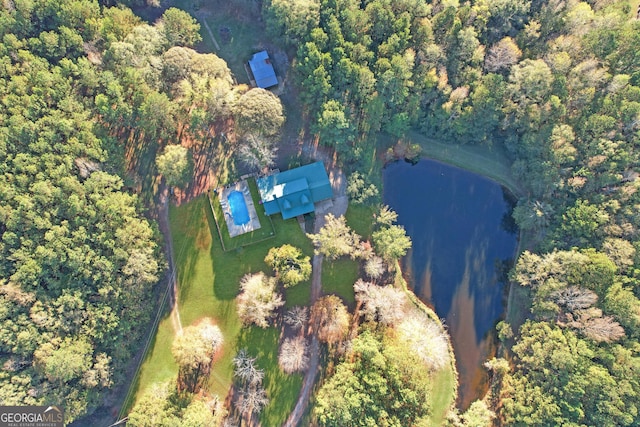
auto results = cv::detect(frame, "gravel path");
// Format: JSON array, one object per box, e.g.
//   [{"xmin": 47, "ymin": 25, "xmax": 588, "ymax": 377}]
[
  {"xmin": 158, "ymin": 184, "xmax": 182, "ymax": 335},
  {"xmin": 283, "ymin": 144, "xmax": 347, "ymax": 427}
]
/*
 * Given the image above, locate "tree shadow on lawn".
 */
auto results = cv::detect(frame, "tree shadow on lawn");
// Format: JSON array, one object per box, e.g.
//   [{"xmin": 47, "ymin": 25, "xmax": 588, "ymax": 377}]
[
  {"xmin": 207, "ymin": 207, "xmax": 247, "ymax": 301},
  {"xmin": 169, "ymin": 200, "xmax": 202, "ymax": 300},
  {"xmin": 170, "ymin": 198, "xmax": 211, "ymax": 302},
  {"xmin": 237, "ymin": 325, "xmax": 303, "ymax": 426}
]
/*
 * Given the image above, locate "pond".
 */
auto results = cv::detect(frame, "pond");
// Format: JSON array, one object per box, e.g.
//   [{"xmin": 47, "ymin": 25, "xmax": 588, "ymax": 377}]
[{"xmin": 383, "ymin": 159, "xmax": 518, "ymax": 410}]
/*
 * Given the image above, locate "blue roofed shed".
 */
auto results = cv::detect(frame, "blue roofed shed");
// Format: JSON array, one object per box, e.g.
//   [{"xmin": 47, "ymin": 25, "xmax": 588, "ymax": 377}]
[
  {"xmin": 257, "ymin": 162, "xmax": 333, "ymax": 220},
  {"xmin": 248, "ymin": 50, "xmax": 278, "ymax": 89}
]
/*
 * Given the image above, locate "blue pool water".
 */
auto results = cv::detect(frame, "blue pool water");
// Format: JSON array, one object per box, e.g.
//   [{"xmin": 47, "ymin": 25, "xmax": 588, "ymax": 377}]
[{"xmin": 228, "ymin": 191, "xmax": 250, "ymax": 225}]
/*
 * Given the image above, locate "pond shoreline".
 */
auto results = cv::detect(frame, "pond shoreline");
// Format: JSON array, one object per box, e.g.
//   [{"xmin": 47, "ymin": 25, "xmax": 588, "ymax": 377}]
[
  {"xmin": 402, "ymin": 134, "xmax": 531, "ymax": 333},
  {"xmin": 383, "ymin": 148, "xmax": 524, "ymax": 412}
]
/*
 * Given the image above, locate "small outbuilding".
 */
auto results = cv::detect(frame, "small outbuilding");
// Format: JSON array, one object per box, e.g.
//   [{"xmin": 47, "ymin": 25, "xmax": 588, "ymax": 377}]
[
  {"xmin": 257, "ymin": 162, "xmax": 333, "ymax": 220},
  {"xmin": 248, "ymin": 50, "xmax": 278, "ymax": 89}
]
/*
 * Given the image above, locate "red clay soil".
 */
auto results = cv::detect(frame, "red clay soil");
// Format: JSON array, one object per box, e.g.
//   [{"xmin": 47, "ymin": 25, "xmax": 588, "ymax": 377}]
[{"xmin": 173, "ymin": 121, "xmax": 235, "ymax": 205}]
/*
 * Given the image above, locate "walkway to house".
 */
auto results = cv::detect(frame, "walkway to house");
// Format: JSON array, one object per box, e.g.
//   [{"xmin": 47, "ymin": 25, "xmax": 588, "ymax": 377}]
[{"xmin": 283, "ymin": 142, "xmax": 347, "ymax": 427}]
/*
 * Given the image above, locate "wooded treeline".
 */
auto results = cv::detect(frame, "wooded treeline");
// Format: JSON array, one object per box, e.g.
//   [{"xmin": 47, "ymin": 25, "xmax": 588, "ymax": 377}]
[
  {"xmin": 264, "ymin": 0, "xmax": 640, "ymax": 425},
  {"xmin": 0, "ymin": 1, "xmax": 286, "ymax": 423}
]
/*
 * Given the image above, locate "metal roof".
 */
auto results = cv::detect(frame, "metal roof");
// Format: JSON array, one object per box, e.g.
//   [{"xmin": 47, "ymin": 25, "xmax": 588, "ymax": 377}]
[
  {"xmin": 256, "ymin": 162, "xmax": 333, "ymax": 219},
  {"xmin": 248, "ymin": 50, "xmax": 278, "ymax": 89}
]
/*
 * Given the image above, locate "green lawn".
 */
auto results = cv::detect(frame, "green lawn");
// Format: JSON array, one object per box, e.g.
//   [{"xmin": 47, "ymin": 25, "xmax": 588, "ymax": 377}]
[
  {"xmin": 238, "ymin": 327, "xmax": 304, "ymax": 426},
  {"xmin": 429, "ymin": 363, "xmax": 458, "ymax": 426},
  {"xmin": 192, "ymin": 4, "xmax": 273, "ymax": 85},
  {"xmin": 132, "ymin": 195, "xmax": 313, "ymax": 424},
  {"xmin": 321, "ymin": 258, "xmax": 359, "ymax": 306},
  {"xmin": 402, "ymin": 131, "xmax": 524, "ymax": 197},
  {"xmin": 345, "ymin": 203, "xmax": 376, "ymax": 240}
]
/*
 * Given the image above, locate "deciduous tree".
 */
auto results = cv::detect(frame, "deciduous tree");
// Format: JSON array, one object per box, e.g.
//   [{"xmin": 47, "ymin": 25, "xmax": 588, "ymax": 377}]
[
  {"xmin": 484, "ymin": 37, "xmax": 522, "ymax": 72},
  {"xmin": 159, "ymin": 8, "xmax": 202, "ymax": 47},
  {"xmin": 278, "ymin": 336, "xmax": 309, "ymax": 374},
  {"xmin": 172, "ymin": 320, "xmax": 223, "ymax": 393},
  {"xmin": 308, "ymin": 214, "xmax": 361, "ymax": 260},
  {"xmin": 236, "ymin": 273, "xmax": 284, "ymax": 328},
  {"xmin": 234, "ymin": 88, "xmax": 285, "ymax": 136},
  {"xmin": 265, "ymin": 244, "xmax": 311, "ymax": 288},
  {"xmin": 346, "ymin": 172, "xmax": 379, "ymax": 205},
  {"xmin": 311, "ymin": 295, "xmax": 350, "ymax": 345},
  {"xmin": 314, "ymin": 331, "xmax": 431, "ymax": 426},
  {"xmin": 372, "ymin": 225, "xmax": 411, "ymax": 263},
  {"xmin": 156, "ymin": 144, "xmax": 192, "ymax": 188}
]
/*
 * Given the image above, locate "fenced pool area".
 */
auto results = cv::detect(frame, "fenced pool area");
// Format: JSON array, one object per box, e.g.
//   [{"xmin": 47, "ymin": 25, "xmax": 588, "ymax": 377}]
[
  {"xmin": 209, "ymin": 178, "xmax": 276, "ymax": 251},
  {"xmin": 218, "ymin": 181, "xmax": 261, "ymax": 237}
]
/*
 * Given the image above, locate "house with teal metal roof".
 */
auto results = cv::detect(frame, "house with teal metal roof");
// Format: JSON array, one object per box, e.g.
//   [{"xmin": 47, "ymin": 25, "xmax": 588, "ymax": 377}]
[{"xmin": 256, "ymin": 162, "xmax": 333, "ymax": 220}]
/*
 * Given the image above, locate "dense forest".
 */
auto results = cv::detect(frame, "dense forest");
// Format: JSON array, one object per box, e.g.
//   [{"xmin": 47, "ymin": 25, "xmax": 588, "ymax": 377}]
[
  {"xmin": 0, "ymin": 0, "xmax": 282, "ymax": 423},
  {"xmin": 2, "ymin": 0, "xmax": 640, "ymax": 425},
  {"xmin": 263, "ymin": 0, "xmax": 640, "ymax": 425}
]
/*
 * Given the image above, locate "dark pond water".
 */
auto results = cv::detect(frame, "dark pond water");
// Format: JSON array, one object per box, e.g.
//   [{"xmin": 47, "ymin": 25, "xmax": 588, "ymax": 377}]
[{"xmin": 383, "ymin": 159, "xmax": 518, "ymax": 410}]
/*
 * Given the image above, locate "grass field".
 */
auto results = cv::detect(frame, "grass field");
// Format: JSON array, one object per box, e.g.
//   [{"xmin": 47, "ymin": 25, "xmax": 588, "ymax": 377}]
[
  {"xmin": 402, "ymin": 131, "xmax": 524, "ymax": 197},
  {"xmin": 345, "ymin": 203, "xmax": 376, "ymax": 240},
  {"xmin": 321, "ymin": 258, "xmax": 359, "ymax": 306},
  {"xmin": 133, "ymin": 195, "xmax": 312, "ymax": 425},
  {"xmin": 429, "ymin": 363, "xmax": 458, "ymax": 425}
]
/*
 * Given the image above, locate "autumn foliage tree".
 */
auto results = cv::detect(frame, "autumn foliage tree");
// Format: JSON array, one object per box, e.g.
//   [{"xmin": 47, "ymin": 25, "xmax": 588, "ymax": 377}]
[{"xmin": 311, "ymin": 295, "xmax": 350, "ymax": 346}]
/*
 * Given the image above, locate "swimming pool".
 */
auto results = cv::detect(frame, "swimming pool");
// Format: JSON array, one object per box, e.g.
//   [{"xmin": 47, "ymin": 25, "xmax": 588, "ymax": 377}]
[{"xmin": 228, "ymin": 191, "xmax": 250, "ymax": 226}]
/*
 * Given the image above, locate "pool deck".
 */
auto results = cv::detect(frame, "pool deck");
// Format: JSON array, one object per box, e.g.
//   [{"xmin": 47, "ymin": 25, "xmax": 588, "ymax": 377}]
[{"xmin": 218, "ymin": 180, "xmax": 261, "ymax": 238}]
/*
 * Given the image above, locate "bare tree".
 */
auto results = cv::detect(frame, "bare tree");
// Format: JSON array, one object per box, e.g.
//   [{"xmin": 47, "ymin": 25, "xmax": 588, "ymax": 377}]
[
  {"xmin": 221, "ymin": 417, "xmax": 239, "ymax": 427},
  {"xmin": 236, "ymin": 272, "xmax": 284, "ymax": 328},
  {"xmin": 564, "ymin": 308, "xmax": 626, "ymax": 343},
  {"xmin": 237, "ymin": 133, "xmax": 277, "ymax": 171},
  {"xmin": 232, "ymin": 350, "xmax": 269, "ymax": 422},
  {"xmin": 284, "ymin": 306, "xmax": 309, "ymax": 332},
  {"xmin": 551, "ymin": 286, "xmax": 598, "ymax": 312},
  {"xmin": 364, "ymin": 255, "xmax": 385, "ymax": 281},
  {"xmin": 353, "ymin": 279, "xmax": 408, "ymax": 326},
  {"xmin": 278, "ymin": 336, "xmax": 309, "ymax": 374},
  {"xmin": 579, "ymin": 315, "xmax": 626, "ymax": 343},
  {"xmin": 397, "ymin": 308, "xmax": 450, "ymax": 371},
  {"xmin": 233, "ymin": 349, "xmax": 264, "ymax": 386},
  {"xmin": 484, "ymin": 36, "xmax": 522, "ymax": 72},
  {"xmin": 237, "ymin": 384, "xmax": 269, "ymax": 417}
]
